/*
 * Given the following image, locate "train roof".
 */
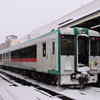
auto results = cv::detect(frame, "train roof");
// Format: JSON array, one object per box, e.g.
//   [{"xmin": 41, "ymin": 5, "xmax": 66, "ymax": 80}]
[
  {"xmin": 60, "ymin": 27, "xmax": 100, "ymax": 36},
  {"xmin": 0, "ymin": 27, "xmax": 99, "ymax": 54}
]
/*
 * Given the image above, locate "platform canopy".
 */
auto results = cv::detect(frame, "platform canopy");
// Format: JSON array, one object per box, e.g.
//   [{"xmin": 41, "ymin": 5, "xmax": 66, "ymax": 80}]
[
  {"xmin": 23, "ymin": 0, "xmax": 100, "ymax": 41},
  {"xmin": 59, "ymin": 0, "xmax": 100, "ymax": 33}
]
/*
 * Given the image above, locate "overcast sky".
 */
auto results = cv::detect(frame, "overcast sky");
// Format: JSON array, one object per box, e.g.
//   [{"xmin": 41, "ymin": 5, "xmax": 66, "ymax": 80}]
[{"xmin": 0, "ymin": 0, "xmax": 94, "ymax": 43}]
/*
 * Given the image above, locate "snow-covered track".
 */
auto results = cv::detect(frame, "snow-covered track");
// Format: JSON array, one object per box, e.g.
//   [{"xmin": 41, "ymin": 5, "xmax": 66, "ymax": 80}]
[
  {"xmin": 0, "ymin": 69, "xmax": 74, "ymax": 100},
  {"xmin": 1, "ymin": 68, "xmax": 100, "ymax": 100}
]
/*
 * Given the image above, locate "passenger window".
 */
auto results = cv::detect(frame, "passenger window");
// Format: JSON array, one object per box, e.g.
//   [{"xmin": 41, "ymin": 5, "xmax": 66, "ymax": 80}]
[
  {"xmin": 43, "ymin": 43, "xmax": 46, "ymax": 57},
  {"xmin": 0, "ymin": 54, "xmax": 1, "ymax": 58},
  {"xmin": 52, "ymin": 42, "xmax": 55, "ymax": 55},
  {"xmin": 6, "ymin": 53, "xmax": 9, "ymax": 59}
]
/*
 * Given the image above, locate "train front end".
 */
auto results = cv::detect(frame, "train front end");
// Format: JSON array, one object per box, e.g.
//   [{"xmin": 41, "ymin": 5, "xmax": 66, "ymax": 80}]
[{"xmin": 59, "ymin": 27, "xmax": 100, "ymax": 86}]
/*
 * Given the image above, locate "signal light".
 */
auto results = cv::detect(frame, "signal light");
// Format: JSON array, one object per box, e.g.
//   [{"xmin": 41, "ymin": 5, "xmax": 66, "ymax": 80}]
[
  {"xmin": 96, "ymin": 38, "xmax": 99, "ymax": 41},
  {"xmin": 61, "ymin": 35, "xmax": 65, "ymax": 38}
]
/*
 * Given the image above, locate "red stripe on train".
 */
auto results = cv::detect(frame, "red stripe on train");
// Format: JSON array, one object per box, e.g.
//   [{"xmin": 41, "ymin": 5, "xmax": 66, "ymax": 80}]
[{"xmin": 11, "ymin": 58, "xmax": 37, "ymax": 62}]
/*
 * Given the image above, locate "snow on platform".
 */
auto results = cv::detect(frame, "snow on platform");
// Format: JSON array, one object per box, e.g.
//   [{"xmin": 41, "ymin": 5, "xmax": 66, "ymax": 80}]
[
  {"xmin": 0, "ymin": 76, "xmax": 60, "ymax": 100},
  {"xmin": 0, "ymin": 86, "xmax": 61, "ymax": 100},
  {"xmin": 1, "ymin": 70, "xmax": 100, "ymax": 100},
  {"xmin": 56, "ymin": 87, "xmax": 100, "ymax": 100}
]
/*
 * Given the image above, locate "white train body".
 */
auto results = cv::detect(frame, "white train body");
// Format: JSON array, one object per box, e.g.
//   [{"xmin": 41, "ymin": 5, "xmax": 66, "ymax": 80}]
[{"xmin": 0, "ymin": 27, "xmax": 100, "ymax": 85}]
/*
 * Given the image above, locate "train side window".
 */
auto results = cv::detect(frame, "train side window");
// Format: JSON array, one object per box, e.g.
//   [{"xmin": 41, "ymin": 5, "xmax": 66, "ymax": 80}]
[
  {"xmin": 6, "ymin": 52, "xmax": 9, "ymax": 59},
  {"xmin": 11, "ymin": 45, "xmax": 37, "ymax": 59},
  {"xmin": 4, "ymin": 53, "xmax": 6, "ymax": 59},
  {"xmin": 52, "ymin": 42, "xmax": 55, "ymax": 55},
  {"xmin": 33, "ymin": 45, "xmax": 37, "ymax": 58},
  {"xmin": 26, "ymin": 45, "xmax": 37, "ymax": 58},
  {"xmin": 43, "ymin": 43, "xmax": 46, "ymax": 57},
  {"xmin": 0, "ymin": 54, "xmax": 1, "ymax": 59}
]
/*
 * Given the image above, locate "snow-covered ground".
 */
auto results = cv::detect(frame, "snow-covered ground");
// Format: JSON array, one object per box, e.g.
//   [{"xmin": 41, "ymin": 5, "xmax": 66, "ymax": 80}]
[
  {"xmin": 0, "ymin": 69, "xmax": 100, "ymax": 100},
  {"xmin": 0, "ymin": 75, "xmax": 61, "ymax": 100},
  {"xmin": 0, "ymin": 86, "xmax": 61, "ymax": 100}
]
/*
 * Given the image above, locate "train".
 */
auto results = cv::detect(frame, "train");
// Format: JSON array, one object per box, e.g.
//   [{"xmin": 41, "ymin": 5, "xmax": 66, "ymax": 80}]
[{"xmin": 0, "ymin": 27, "xmax": 100, "ymax": 86}]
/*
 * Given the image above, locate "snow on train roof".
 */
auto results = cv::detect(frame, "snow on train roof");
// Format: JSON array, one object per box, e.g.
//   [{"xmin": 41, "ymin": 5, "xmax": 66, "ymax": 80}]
[{"xmin": 89, "ymin": 29, "xmax": 100, "ymax": 36}]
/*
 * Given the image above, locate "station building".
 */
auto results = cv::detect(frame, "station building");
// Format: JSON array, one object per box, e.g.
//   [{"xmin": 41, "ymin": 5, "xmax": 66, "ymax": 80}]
[
  {"xmin": 26, "ymin": 0, "xmax": 100, "ymax": 39},
  {"xmin": 0, "ymin": 0, "xmax": 100, "ymax": 49}
]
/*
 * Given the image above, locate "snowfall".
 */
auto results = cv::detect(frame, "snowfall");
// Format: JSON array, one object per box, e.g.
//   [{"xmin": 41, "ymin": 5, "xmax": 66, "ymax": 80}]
[{"xmin": 0, "ymin": 69, "xmax": 100, "ymax": 100}]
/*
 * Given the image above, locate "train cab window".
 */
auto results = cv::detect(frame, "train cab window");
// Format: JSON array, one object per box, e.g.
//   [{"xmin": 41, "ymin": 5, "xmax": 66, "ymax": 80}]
[
  {"xmin": 43, "ymin": 43, "xmax": 46, "ymax": 57},
  {"xmin": 90, "ymin": 37, "xmax": 100, "ymax": 56},
  {"xmin": 61, "ymin": 35, "xmax": 74, "ymax": 55}
]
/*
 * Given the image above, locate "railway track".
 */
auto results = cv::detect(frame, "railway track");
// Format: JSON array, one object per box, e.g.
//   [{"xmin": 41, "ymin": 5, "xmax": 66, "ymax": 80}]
[
  {"xmin": 1, "ymin": 68, "xmax": 100, "ymax": 100},
  {"xmin": 0, "ymin": 68, "xmax": 74, "ymax": 100}
]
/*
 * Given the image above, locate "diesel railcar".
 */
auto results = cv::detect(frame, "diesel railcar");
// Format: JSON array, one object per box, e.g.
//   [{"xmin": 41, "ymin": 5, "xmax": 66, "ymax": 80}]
[{"xmin": 0, "ymin": 27, "xmax": 100, "ymax": 86}]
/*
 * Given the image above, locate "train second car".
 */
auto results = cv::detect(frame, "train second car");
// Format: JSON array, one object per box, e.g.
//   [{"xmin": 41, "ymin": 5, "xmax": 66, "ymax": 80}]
[{"xmin": 0, "ymin": 27, "xmax": 100, "ymax": 86}]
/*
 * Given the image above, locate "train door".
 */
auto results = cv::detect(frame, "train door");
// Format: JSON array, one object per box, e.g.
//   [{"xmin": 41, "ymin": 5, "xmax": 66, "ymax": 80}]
[
  {"xmin": 51, "ymin": 40, "xmax": 56, "ymax": 69},
  {"xmin": 3, "ymin": 53, "xmax": 6, "ymax": 66},
  {"xmin": 77, "ymin": 35, "xmax": 89, "ymax": 68},
  {"xmin": 42, "ymin": 42, "xmax": 49, "ymax": 71},
  {"xmin": 6, "ymin": 52, "xmax": 9, "ymax": 66}
]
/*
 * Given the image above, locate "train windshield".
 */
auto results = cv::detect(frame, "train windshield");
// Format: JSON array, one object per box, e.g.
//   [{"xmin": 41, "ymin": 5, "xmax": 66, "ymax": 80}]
[
  {"xmin": 90, "ymin": 37, "xmax": 100, "ymax": 56},
  {"xmin": 61, "ymin": 35, "xmax": 74, "ymax": 55}
]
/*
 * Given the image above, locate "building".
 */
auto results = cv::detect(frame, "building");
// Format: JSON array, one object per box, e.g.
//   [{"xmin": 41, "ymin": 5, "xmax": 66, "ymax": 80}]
[
  {"xmin": 23, "ymin": 0, "xmax": 100, "ymax": 40},
  {"xmin": 0, "ymin": 35, "xmax": 21, "ymax": 50}
]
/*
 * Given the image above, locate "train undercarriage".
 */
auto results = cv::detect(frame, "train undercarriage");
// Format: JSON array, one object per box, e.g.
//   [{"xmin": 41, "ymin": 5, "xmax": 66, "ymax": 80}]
[{"xmin": 0, "ymin": 65, "xmax": 99, "ymax": 89}]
